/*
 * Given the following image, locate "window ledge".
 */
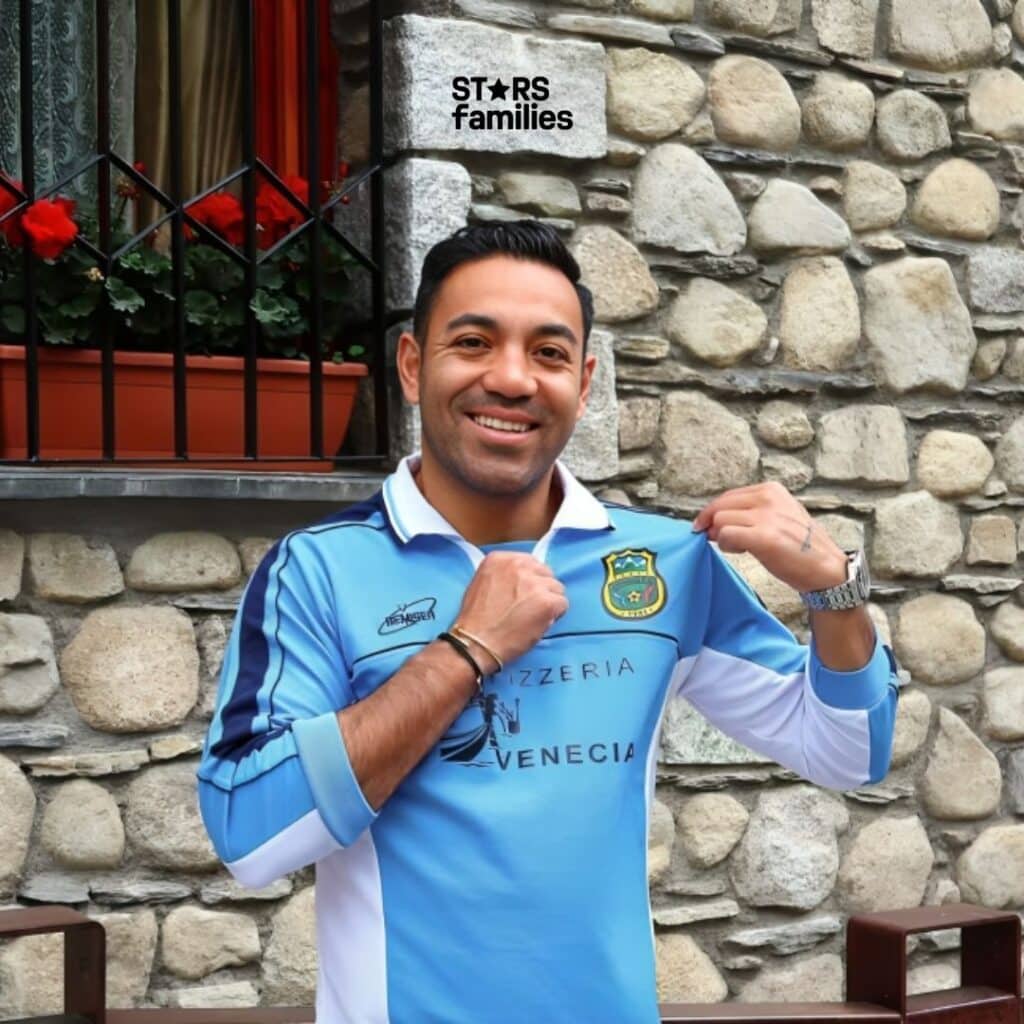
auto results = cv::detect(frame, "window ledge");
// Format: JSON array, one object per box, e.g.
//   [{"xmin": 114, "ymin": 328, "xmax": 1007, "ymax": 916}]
[{"xmin": 0, "ymin": 468, "xmax": 387, "ymax": 502}]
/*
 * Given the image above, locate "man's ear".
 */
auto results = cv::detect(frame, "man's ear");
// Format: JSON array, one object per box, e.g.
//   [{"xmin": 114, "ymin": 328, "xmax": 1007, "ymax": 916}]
[
  {"xmin": 575, "ymin": 352, "xmax": 597, "ymax": 423},
  {"xmin": 395, "ymin": 330, "xmax": 422, "ymax": 405}
]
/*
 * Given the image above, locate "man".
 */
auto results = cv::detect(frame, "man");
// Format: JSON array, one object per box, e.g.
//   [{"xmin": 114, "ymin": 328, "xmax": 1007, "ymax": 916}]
[{"xmin": 197, "ymin": 221, "xmax": 898, "ymax": 1024}]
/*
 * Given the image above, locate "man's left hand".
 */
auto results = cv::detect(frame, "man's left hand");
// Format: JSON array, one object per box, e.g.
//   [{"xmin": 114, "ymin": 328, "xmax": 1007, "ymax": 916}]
[{"xmin": 692, "ymin": 481, "xmax": 849, "ymax": 595}]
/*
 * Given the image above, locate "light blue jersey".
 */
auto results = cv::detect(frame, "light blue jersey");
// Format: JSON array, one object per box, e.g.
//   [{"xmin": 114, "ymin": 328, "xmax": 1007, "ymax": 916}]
[{"xmin": 197, "ymin": 454, "xmax": 898, "ymax": 1024}]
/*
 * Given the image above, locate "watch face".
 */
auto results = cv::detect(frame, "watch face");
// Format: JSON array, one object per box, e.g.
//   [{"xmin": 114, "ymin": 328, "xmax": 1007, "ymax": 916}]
[{"xmin": 855, "ymin": 551, "xmax": 870, "ymax": 595}]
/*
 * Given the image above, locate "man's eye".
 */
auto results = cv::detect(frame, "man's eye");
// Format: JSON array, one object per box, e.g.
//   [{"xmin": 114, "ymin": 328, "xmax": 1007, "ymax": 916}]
[
  {"xmin": 456, "ymin": 336, "xmax": 486, "ymax": 348},
  {"xmin": 538, "ymin": 346, "xmax": 569, "ymax": 361}
]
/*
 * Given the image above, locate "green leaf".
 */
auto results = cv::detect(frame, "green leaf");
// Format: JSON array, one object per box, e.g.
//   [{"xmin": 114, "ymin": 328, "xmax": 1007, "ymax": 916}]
[
  {"xmin": 184, "ymin": 290, "xmax": 220, "ymax": 326},
  {"xmin": 347, "ymin": 345, "xmax": 366, "ymax": 358},
  {"xmin": 117, "ymin": 248, "xmax": 170, "ymax": 277},
  {"xmin": 59, "ymin": 289, "xmax": 101, "ymax": 319},
  {"xmin": 262, "ymin": 313, "xmax": 307, "ymax": 339},
  {"xmin": 128, "ymin": 298, "xmax": 171, "ymax": 336},
  {"xmin": 0, "ymin": 304, "xmax": 25, "ymax": 336},
  {"xmin": 208, "ymin": 257, "xmax": 245, "ymax": 293},
  {"xmin": 249, "ymin": 289, "xmax": 300, "ymax": 327},
  {"xmin": 188, "ymin": 246, "xmax": 244, "ymax": 293},
  {"xmin": 106, "ymin": 276, "xmax": 145, "ymax": 313},
  {"xmin": 256, "ymin": 263, "xmax": 286, "ymax": 291},
  {"xmin": 37, "ymin": 307, "xmax": 82, "ymax": 344}
]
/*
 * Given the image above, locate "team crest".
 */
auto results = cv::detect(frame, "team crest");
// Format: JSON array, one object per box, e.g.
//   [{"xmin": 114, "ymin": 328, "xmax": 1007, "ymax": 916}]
[{"xmin": 601, "ymin": 548, "xmax": 667, "ymax": 620}]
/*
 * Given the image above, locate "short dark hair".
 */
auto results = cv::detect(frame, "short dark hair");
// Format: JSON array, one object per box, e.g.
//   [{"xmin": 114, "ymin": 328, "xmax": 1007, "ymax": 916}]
[{"xmin": 412, "ymin": 220, "xmax": 594, "ymax": 349}]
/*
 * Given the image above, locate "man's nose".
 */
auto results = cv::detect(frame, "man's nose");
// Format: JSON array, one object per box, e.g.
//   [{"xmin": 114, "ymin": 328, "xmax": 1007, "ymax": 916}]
[{"xmin": 481, "ymin": 346, "xmax": 538, "ymax": 398}]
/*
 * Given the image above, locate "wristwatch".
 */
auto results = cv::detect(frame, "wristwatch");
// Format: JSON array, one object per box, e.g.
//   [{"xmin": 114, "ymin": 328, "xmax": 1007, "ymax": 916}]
[{"xmin": 799, "ymin": 549, "xmax": 871, "ymax": 611}]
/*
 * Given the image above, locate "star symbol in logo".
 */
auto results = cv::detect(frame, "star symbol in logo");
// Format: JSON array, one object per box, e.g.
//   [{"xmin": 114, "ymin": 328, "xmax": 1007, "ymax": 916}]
[
  {"xmin": 628, "ymin": 591, "xmax": 642, "ymax": 603},
  {"xmin": 488, "ymin": 78, "xmax": 510, "ymax": 101}
]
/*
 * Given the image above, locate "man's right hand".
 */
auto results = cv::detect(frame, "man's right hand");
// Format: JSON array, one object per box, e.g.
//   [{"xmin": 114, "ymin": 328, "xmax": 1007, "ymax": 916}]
[
  {"xmin": 341, "ymin": 552, "xmax": 567, "ymax": 811},
  {"xmin": 452, "ymin": 552, "xmax": 568, "ymax": 672}
]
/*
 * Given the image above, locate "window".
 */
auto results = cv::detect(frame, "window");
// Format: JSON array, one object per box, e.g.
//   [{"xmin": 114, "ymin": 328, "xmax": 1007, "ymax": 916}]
[{"xmin": 0, "ymin": 0, "xmax": 386, "ymax": 469}]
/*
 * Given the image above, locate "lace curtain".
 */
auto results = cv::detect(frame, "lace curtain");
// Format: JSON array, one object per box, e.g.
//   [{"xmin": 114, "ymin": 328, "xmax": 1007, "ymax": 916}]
[{"xmin": 0, "ymin": 0, "xmax": 135, "ymax": 198}]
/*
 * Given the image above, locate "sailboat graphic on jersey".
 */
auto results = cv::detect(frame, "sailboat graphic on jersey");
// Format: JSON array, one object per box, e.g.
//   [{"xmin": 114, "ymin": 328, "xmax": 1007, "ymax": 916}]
[{"xmin": 440, "ymin": 693, "xmax": 521, "ymax": 767}]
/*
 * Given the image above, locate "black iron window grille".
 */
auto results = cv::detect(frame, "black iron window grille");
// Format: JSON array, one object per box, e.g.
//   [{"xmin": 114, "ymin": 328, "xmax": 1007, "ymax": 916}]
[{"xmin": 0, "ymin": 0, "xmax": 387, "ymax": 468}]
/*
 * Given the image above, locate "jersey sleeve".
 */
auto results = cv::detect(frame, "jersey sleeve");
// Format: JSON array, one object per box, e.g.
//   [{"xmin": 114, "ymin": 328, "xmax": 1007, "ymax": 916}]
[
  {"xmin": 196, "ymin": 530, "xmax": 377, "ymax": 888},
  {"xmin": 677, "ymin": 536, "xmax": 899, "ymax": 791}
]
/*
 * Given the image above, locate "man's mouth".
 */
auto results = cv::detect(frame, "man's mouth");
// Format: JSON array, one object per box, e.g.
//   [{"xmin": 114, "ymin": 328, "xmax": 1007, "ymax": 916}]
[{"xmin": 467, "ymin": 413, "xmax": 538, "ymax": 434}]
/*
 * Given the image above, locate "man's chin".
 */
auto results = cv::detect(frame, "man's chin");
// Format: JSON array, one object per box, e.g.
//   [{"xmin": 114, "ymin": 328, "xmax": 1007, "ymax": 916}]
[
  {"xmin": 439, "ymin": 447, "xmax": 555, "ymax": 498},
  {"xmin": 458, "ymin": 460, "xmax": 550, "ymax": 498}
]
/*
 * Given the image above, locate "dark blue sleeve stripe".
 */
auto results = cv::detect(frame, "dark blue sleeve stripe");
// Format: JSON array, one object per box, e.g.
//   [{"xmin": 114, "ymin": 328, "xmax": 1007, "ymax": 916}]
[
  {"xmin": 209, "ymin": 492, "xmax": 388, "ymax": 764},
  {"xmin": 209, "ymin": 538, "xmax": 284, "ymax": 761}
]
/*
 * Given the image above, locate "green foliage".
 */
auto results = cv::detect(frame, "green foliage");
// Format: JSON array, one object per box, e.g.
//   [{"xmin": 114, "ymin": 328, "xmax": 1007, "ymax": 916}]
[
  {"xmin": 0, "ymin": 203, "xmax": 367, "ymax": 364},
  {"xmin": 1, "ymin": 304, "xmax": 25, "ymax": 335},
  {"xmin": 106, "ymin": 276, "xmax": 145, "ymax": 313}
]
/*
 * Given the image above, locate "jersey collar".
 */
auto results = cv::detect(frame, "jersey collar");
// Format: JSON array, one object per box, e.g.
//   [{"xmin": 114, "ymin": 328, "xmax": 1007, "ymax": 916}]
[{"xmin": 381, "ymin": 452, "xmax": 613, "ymax": 547}]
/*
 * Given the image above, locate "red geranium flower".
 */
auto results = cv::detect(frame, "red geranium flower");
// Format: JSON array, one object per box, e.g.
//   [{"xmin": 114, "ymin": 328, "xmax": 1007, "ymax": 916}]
[
  {"xmin": 0, "ymin": 177, "xmax": 25, "ymax": 247},
  {"xmin": 118, "ymin": 161, "xmax": 147, "ymax": 201},
  {"xmin": 255, "ymin": 175, "xmax": 309, "ymax": 249},
  {"xmin": 185, "ymin": 192, "xmax": 245, "ymax": 245},
  {"xmin": 21, "ymin": 198, "xmax": 78, "ymax": 260}
]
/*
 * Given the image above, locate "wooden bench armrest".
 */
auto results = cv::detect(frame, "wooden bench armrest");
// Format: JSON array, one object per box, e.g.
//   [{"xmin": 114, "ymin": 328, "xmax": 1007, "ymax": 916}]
[{"xmin": 846, "ymin": 902, "xmax": 1022, "ymax": 1014}]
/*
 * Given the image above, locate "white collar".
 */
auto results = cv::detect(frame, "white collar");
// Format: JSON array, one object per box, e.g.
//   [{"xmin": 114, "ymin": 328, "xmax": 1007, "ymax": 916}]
[{"xmin": 381, "ymin": 453, "xmax": 613, "ymax": 557}]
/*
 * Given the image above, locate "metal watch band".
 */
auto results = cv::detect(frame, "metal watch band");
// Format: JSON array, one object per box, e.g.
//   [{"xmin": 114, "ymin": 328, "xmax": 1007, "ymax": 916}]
[{"xmin": 799, "ymin": 549, "xmax": 870, "ymax": 612}]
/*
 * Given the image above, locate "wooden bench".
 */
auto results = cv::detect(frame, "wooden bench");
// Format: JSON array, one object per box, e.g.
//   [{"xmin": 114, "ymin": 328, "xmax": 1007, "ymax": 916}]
[{"xmin": 2, "ymin": 903, "xmax": 1019, "ymax": 1023}]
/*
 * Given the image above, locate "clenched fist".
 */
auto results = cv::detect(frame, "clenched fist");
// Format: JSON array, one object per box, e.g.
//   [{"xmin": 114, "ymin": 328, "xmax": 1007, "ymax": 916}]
[{"xmin": 452, "ymin": 552, "xmax": 568, "ymax": 672}]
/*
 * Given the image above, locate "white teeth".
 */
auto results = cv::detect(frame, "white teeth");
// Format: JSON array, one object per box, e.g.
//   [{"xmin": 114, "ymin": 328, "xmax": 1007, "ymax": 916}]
[{"xmin": 473, "ymin": 415, "xmax": 532, "ymax": 433}]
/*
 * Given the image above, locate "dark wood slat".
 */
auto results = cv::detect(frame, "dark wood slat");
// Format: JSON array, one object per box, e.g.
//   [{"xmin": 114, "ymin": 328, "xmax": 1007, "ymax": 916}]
[
  {"xmin": 3, "ymin": 1017, "xmax": 94, "ymax": 1024},
  {"xmin": 107, "ymin": 1011, "xmax": 313, "ymax": 1023},
  {"xmin": 905, "ymin": 985, "xmax": 1020, "ymax": 1017},
  {"xmin": 851, "ymin": 904, "xmax": 1021, "ymax": 936},
  {"xmin": 0, "ymin": 905, "xmax": 91, "ymax": 936},
  {"xmin": 659, "ymin": 1003, "xmax": 901, "ymax": 1023}
]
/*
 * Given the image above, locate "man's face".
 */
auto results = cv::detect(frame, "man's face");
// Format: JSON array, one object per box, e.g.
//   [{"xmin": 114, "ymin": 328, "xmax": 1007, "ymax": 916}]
[{"xmin": 396, "ymin": 254, "xmax": 596, "ymax": 498}]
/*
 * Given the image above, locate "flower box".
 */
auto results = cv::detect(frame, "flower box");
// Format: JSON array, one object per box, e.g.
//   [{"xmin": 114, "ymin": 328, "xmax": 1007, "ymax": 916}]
[{"xmin": 0, "ymin": 344, "xmax": 367, "ymax": 472}]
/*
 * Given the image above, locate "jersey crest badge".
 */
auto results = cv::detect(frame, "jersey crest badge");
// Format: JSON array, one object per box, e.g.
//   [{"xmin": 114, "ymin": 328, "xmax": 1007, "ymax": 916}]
[{"xmin": 601, "ymin": 548, "xmax": 667, "ymax": 620}]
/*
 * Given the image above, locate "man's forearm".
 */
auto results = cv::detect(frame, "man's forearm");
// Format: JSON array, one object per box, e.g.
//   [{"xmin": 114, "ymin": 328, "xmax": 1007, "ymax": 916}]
[
  {"xmin": 808, "ymin": 604, "xmax": 877, "ymax": 672},
  {"xmin": 336, "ymin": 641, "xmax": 479, "ymax": 811}
]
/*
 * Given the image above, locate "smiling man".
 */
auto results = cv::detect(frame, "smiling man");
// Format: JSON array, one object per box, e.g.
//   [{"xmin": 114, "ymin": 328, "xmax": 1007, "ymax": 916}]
[{"xmin": 197, "ymin": 221, "xmax": 899, "ymax": 1024}]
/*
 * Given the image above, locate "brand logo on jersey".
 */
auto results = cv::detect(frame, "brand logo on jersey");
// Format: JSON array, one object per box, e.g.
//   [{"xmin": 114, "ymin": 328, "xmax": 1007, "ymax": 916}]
[
  {"xmin": 377, "ymin": 597, "xmax": 437, "ymax": 635},
  {"xmin": 439, "ymin": 694, "xmax": 635, "ymax": 771},
  {"xmin": 601, "ymin": 548, "xmax": 666, "ymax": 620}
]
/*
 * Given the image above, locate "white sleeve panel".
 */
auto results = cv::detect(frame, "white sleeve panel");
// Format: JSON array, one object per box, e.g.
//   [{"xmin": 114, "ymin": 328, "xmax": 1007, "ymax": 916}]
[{"xmin": 677, "ymin": 646, "xmax": 873, "ymax": 791}]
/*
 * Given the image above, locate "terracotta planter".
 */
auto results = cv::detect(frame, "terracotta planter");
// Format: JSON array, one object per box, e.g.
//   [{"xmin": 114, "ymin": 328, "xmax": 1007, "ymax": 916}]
[{"xmin": 0, "ymin": 344, "xmax": 368, "ymax": 472}]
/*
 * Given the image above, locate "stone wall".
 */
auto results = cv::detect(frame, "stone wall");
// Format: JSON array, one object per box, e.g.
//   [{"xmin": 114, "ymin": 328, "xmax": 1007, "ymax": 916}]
[
  {"xmin": 0, "ymin": 498, "xmax": 342, "ymax": 1013},
  {"xmin": 380, "ymin": 0, "xmax": 1024, "ymax": 1008},
  {"xmin": 3, "ymin": 0, "xmax": 1024, "ymax": 1011}
]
